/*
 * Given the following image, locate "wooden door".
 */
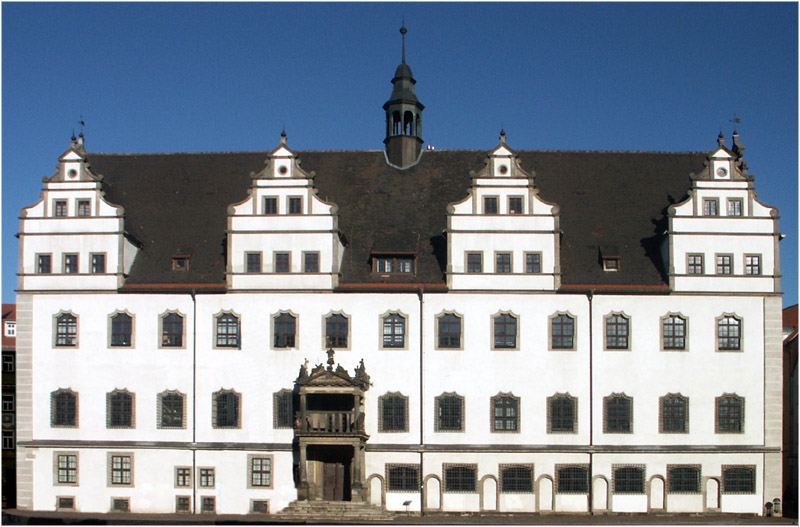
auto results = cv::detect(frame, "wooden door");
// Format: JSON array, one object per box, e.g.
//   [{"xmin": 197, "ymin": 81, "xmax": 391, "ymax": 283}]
[{"xmin": 323, "ymin": 462, "xmax": 345, "ymax": 501}]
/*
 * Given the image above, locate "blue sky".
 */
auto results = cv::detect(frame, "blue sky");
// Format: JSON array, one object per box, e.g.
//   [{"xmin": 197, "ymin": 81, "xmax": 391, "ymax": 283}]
[{"xmin": 2, "ymin": 2, "xmax": 797, "ymax": 306}]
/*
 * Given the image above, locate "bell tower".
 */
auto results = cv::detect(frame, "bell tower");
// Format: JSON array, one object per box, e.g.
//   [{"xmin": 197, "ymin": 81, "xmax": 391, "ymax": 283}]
[{"xmin": 383, "ymin": 23, "xmax": 425, "ymax": 168}]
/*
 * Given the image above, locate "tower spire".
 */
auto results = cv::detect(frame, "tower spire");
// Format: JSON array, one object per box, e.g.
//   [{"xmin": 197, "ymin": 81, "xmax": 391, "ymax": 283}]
[{"xmin": 400, "ymin": 20, "xmax": 407, "ymax": 64}]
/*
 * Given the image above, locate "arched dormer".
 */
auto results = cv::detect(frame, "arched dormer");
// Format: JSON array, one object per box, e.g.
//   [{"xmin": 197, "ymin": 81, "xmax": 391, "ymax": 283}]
[
  {"xmin": 445, "ymin": 132, "xmax": 561, "ymax": 291},
  {"xmin": 226, "ymin": 133, "xmax": 344, "ymax": 291}
]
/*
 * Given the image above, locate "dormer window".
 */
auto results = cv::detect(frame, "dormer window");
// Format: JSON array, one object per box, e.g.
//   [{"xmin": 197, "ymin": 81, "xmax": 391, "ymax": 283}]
[
  {"xmin": 603, "ymin": 257, "xmax": 620, "ymax": 272},
  {"xmin": 727, "ymin": 199, "xmax": 743, "ymax": 217},
  {"xmin": 263, "ymin": 197, "xmax": 277, "ymax": 215},
  {"xmin": 373, "ymin": 254, "xmax": 415, "ymax": 275},
  {"xmin": 508, "ymin": 197, "xmax": 523, "ymax": 215},
  {"xmin": 54, "ymin": 200, "xmax": 67, "ymax": 217},
  {"xmin": 484, "ymin": 197, "xmax": 498, "ymax": 215},
  {"xmin": 703, "ymin": 199, "xmax": 719, "ymax": 217},
  {"xmin": 77, "ymin": 200, "xmax": 91, "ymax": 217},
  {"xmin": 288, "ymin": 197, "xmax": 302, "ymax": 215},
  {"xmin": 172, "ymin": 256, "xmax": 190, "ymax": 272}
]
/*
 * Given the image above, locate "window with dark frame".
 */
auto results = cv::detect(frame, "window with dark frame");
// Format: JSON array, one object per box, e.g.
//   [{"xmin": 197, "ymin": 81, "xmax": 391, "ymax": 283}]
[
  {"xmin": 199, "ymin": 468, "xmax": 215, "ymax": 488},
  {"xmin": 716, "ymin": 394, "xmax": 744, "ymax": 433},
  {"xmin": 387, "ymin": 465, "xmax": 419, "ymax": 492},
  {"xmin": 603, "ymin": 257, "xmax": 620, "ymax": 271},
  {"xmin": 161, "ymin": 313, "xmax": 184, "ymax": 347},
  {"xmin": 91, "ymin": 253, "xmax": 106, "ymax": 274},
  {"xmin": 483, "ymin": 196, "xmax": 498, "ymax": 214},
  {"xmin": 722, "ymin": 466, "xmax": 755, "ymax": 493},
  {"xmin": 660, "ymin": 394, "xmax": 688, "ymax": 433},
  {"xmin": 54, "ymin": 200, "xmax": 67, "ymax": 217},
  {"xmin": 495, "ymin": 253, "xmax": 511, "ymax": 273},
  {"xmin": 110, "ymin": 313, "xmax": 132, "ymax": 347},
  {"xmin": 716, "ymin": 255, "xmax": 732, "ymax": 275},
  {"xmin": 436, "ymin": 394, "xmax": 463, "ymax": 432},
  {"xmin": 111, "ymin": 498, "xmax": 130, "ymax": 512},
  {"xmin": 288, "ymin": 197, "xmax": 302, "ymax": 215},
  {"xmin": 57, "ymin": 454, "xmax": 78, "ymax": 484},
  {"xmin": 662, "ymin": 315, "xmax": 686, "ymax": 350},
  {"xmin": 326, "ymin": 314, "xmax": 348, "ymax": 348},
  {"xmin": 466, "ymin": 253, "xmax": 482, "ymax": 273},
  {"xmin": 703, "ymin": 199, "xmax": 718, "ymax": 216},
  {"xmin": 38, "ymin": 254, "xmax": 52, "ymax": 274},
  {"xmin": 215, "ymin": 313, "xmax": 240, "ymax": 348},
  {"xmin": 275, "ymin": 253, "xmax": 290, "ymax": 273},
  {"xmin": 110, "ymin": 455, "xmax": 132, "ymax": 485},
  {"xmin": 176, "ymin": 496, "xmax": 191, "ymax": 513},
  {"xmin": 2, "ymin": 395, "xmax": 13, "ymax": 412},
  {"xmin": 64, "ymin": 254, "xmax": 78, "ymax": 274},
  {"xmin": 727, "ymin": 199, "xmax": 743, "ymax": 217},
  {"xmin": 604, "ymin": 394, "xmax": 632, "ymax": 433},
  {"xmin": 380, "ymin": 394, "xmax": 407, "ymax": 432},
  {"xmin": 172, "ymin": 256, "xmax": 190, "ymax": 271},
  {"xmin": 213, "ymin": 390, "xmax": 240, "ymax": 428},
  {"xmin": 745, "ymin": 255, "xmax": 761, "ymax": 275},
  {"xmin": 445, "ymin": 465, "xmax": 477, "ymax": 492},
  {"xmin": 250, "ymin": 457, "xmax": 272, "ymax": 487},
  {"xmin": 274, "ymin": 390, "xmax": 294, "ymax": 428},
  {"xmin": 551, "ymin": 314, "xmax": 575, "ymax": 349},
  {"xmin": 274, "ymin": 313, "xmax": 296, "ymax": 348},
  {"xmin": 58, "ymin": 497, "xmax": 76, "ymax": 510},
  {"xmin": 668, "ymin": 466, "xmax": 700, "ymax": 493},
  {"xmin": 1, "ymin": 431, "xmax": 14, "ymax": 450},
  {"xmin": 557, "ymin": 466, "xmax": 589, "ymax": 494},
  {"xmin": 51, "ymin": 389, "xmax": 77, "ymax": 427},
  {"xmin": 304, "ymin": 252, "xmax": 320, "ymax": 273},
  {"xmin": 107, "ymin": 390, "xmax": 134, "ymax": 428},
  {"xmin": 246, "ymin": 253, "xmax": 262, "ymax": 273},
  {"xmin": 548, "ymin": 395, "xmax": 576, "ymax": 433},
  {"xmin": 605, "ymin": 314, "xmax": 629, "ymax": 349},
  {"xmin": 160, "ymin": 392, "xmax": 184, "ymax": 428},
  {"xmin": 494, "ymin": 313, "xmax": 517, "ymax": 349},
  {"xmin": 374, "ymin": 255, "xmax": 414, "ymax": 274},
  {"xmin": 508, "ymin": 197, "xmax": 523, "ymax": 215},
  {"xmin": 525, "ymin": 253, "xmax": 541, "ymax": 274},
  {"xmin": 56, "ymin": 313, "xmax": 77, "ymax": 347},
  {"xmin": 614, "ymin": 466, "xmax": 645, "ymax": 494},
  {"xmin": 500, "ymin": 465, "xmax": 532, "ymax": 493},
  {"xmin": 77, "ymin": 200, "xmax": 91, "ymax": 217},
  {"xmin": 718, "ymin": 316, "xmax": 741, "ymax": 350},
  {"xmin": 176, "ymin": 467, "xmax": 192, "ymax": 487},
  {"xmin": 687, "ymin": 254, "xmax": 704, "ymax": 274},
  {"xmin": 201, "ymin": 496, "xmax": 216, "ymax": 513},
  {"xmin": 2, "ymin": 354, "xmax": 14, "ymax": 373},
  {"xmin": 263, "ymin": 197, "xmax": 277, "ymax": 215},
  {"xmin": 382, "ymin": 313, "xmax": 405, "ymax": 348},
  {"xmin": 438, "ymin": 313, "xmax": 461, "ymax": 348},
  {"xmin": 492, "ymin": 395, "xmax": 518, "ymax": 432}
]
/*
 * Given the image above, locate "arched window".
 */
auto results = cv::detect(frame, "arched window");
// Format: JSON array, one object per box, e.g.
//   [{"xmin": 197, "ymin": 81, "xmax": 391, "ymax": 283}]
[
  {"xmin": 557, "ymin": 465, "xmax": 589, "ymax": 494},
  {"xmin": 493, "ymin": 313, "xmax": 517, "ymax": 349},
  {"xmin": 273, "ymin": 389, "xmax": 295, "ymax": 429},
  {"xmin": 213, "ymin": 389, "xmax": 240, "ymax": 429},
  {"xmin": 605, "ymin": 313, "xmax": 629, "ymax": 349},
  {"xmin": 500, "ymin": 465, "xmax": 533, "ymax": 493},
  {"xmin": 551, "ymin": 314, "xmax": 575, "ymax": 350},
  {"xmin": 662, "ymin": 315, "xmax": 687, "ymax": 350},
  {"xmin": 491, "ymin": 394, "xmax": 519, "ymax": 432},
  {"xmin": 437, "ymin": 313, "xmax": 462, "ymax": 349},
  {"xmin": 325, "ymin": 313, "xmax": 348, "ymax": 348},
  {"xmin": 107, "ymin": 389, "xmax": 134, "ymax": 428},
  {"xmin": 379, "ymin": 393, "xmax": 408, "ymax": 432},
  {"xmin": 215, "ymin": 313, "xmax": 240, "ymax": 348},
  {"xmin": 604, "ymin": 394, "xmax": 632, "ymax": 433},
  {"xmin": 613, "ymin": 466, "xmax": 645, "ymax": 494},
  {"xmin": 403, "ymin": 111, "xmax": 414, "ymax": 135},
  {"xmin": 382, "ymin": 313, "xmax": 405, "ymax": 348},
  {"xmin": 274, "ymin": 313, "xmax": 296, "ymax": 348},
  {"xmin": 668, "ymin": 466, "xmax": 700, "ymax": 493},
  {"xmin": 55, "ymin": 313, "xmax": 77, "ymax": 347},
  {"xmin": 660, "ymin": 393, "xmax": 688, "ymax": 433},
  {"xmin": 51, "ymin": 389, "xmax": 77, "ymax": 427},
  {"xmin": 161, "ymin": 312, "xmax": 184, "ymax": 347},
  {"xmin": 716, "ymin": 394, "xmax": 744, "ymax": 433},
  {"xmin": 548, "ymin": 394, "xmax": 577, "ymax": 433},
  {"xmin": 722, "ymin": 466, "xmax": 755, "ymax": 494},
  {"xmin": 435, "ymin": 393, "xmax": 464, "ymax": 432},
  {"xmin": 717, "ymin": 315, "xmax": 742, "ymax": 350},
  {"xmin": 158, "ymin": 391, "xmax": 185, "ymax": 429},
  {"xmin": 392, "ymin": 111, "xmax": 401, "ymax": 135}
]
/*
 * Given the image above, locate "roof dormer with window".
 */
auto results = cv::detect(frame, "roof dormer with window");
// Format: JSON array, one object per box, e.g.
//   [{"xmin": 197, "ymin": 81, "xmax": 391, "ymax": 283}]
[
  {"xmin": 226, "ymin": 133, "xmax": 344, "ymax": 290},
  {"xmin": 666, "ymin": 132, "xmax": 781, "ymax": 293},
  {"xmin": 18, "ymin": 134, "xmax": 135, "ymax": 292},
  {"xmin": 446, "ymin": 132, "xmax": 561, "ymax": 291}
]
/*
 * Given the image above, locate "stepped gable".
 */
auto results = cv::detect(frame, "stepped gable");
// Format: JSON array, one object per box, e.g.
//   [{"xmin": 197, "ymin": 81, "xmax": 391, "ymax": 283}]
[{"xmin": 88, "ymin": 149, "xmax": 706, "ymax": 290}]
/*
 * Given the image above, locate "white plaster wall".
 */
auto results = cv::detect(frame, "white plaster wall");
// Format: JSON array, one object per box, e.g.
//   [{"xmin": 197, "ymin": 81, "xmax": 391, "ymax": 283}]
[{"xmin": 592, "ymin": 295, "xmax": 764, "ymax": 446}]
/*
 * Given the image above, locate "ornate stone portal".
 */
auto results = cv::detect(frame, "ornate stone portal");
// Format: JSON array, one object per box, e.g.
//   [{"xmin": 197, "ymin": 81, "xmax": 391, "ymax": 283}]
[{"xmin": 294, "ymin": 352, "xmax": 370, "ymax": 501}]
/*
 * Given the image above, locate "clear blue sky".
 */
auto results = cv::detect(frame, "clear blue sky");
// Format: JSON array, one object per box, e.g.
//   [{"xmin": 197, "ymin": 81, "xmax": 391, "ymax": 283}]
[{"xmin": 2, "ymin": 2, "xmax": 797, "ymax": 306}]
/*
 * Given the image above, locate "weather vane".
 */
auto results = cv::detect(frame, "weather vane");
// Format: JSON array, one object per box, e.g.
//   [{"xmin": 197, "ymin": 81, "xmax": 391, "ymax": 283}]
[{"xmin": 729, "ymin": 113, "xmax": 741, "ymax": 132}]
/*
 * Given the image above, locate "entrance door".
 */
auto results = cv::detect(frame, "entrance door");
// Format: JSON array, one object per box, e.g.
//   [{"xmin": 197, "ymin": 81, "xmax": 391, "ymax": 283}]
[{"xmin": 323, "ymin": 462, "xmax": 345, "ymax": 501}]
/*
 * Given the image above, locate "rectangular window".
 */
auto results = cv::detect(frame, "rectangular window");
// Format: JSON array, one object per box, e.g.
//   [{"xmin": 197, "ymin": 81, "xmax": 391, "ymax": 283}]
[
  {"xmin": 436, "ymin": 395, "xmax": 463, "ymax": 432},
  {"xmin": 64, "ymin": 254, "xmax": 79, "ymax": 274},
  {"xmin": 304, "ymin": 252, "xmax": 320, "ymax": 273},
  {"xmin": 603, "ymin": 257, "xmax": 620, "ymax": 272},
  {"xmin": 109, "ymin": 455, "xmax": 132, "ymax": 486},
  {"xmin": 662, "ymin": 315, "xmax": 686, "ymax": 350},
  {"xmin": 525, "ymin": 253, "xmax": 541, "ymax": 274},
  {"xmin": 557, "ymin": 465, "xmax": 589, "ymax": 494},
  {"xmin": 492, "ymin": 395, "xmax": 519, "ymax": 432},
  {"xmin": 745, "ymin": 255, "xmax": 761, "ymax": 275},
  {"xmin": 605, "ymin": 314, "xmax": 629, "ymax": 350},
  {"xmin": 716, "ymin": 254, "xmax": 732, "ymax": 275},
  {"xmin": 483, "ymin": 196, "xmax": 498, "ymax": 214},
  {"xmin": 246, "ymin": 252, "xmax": 262, "ymax": 273},
  {"xmin": 716, "ymin": 395, "xmax": 744, "ymax": 433},
  {"xmin": 660, "ymin": 395, "xmax": 688, "ymax": 433},
  {"xmin": 199, "ymin": 467, "xmax": 215, "ymax": 488},
  {"xmin": 494, "ymin": 314, "xmax": 517, "ymax": 349},
  {"xmin": 172, "ymin": 256, "xmax": 190, "ymax": 271},
  {"xmin": 56, "ymin": 454, "xmax": 78, "ymax": 484},
  {"xmin": 466, "ymin": 252, "xmax": 482, "ymax": 273},
  {"xmin": 57, "ymin": 497, "xmax": 75, "ymax": 510},
  {"xmin": 727, "ymin": 199, "xmax": 743, "ymax": 217},
  {"xmin": 161, "ymin": 313, "xmax": 183, "ymax": 347},
  {"xmin": 77, "ymin": 200, "xmax": 91, "ymax": 217},
  {"xmin": 668, "ymin": 466, "xmax": 700, "ymax": 493},
  {"xmin": 382, "ymin": 314, "xmax": 405, "ymax": 348},
  {"xmin": 175, "ymin": 467, "xmax": 192, "ymax": 488},
  {"xmin": 548, "ymin": 395, "xmax": 577, "ymax": 433},
  {"xmin": 201, "ymin": 496, "xmax": 216, "ymax": 513},
  {"xmin": 111, "ymin": 498, "xmax": 130, "ymax": 512},
  {"xmin": 91, "ymin": 253, "xmax": 106, "ymax": 274},
  {"xmin": 275, "ymin": 252, "xmax": 290, "ymax": 273},
  {"xmin": 508, "ymin": 196, "xmax": 523, "ymax": 214},
  {"xmin": 249, "ymin": 456, "xmax": 272, "ymax": 488},
  {"xmin": 37, "ymin": 254, "xmax": 52, "ymax": 274},
  {"xmin": 722, "ymin": 466, "xmax": 756, "ymax": 494},
  {"xmin": 703, "ymin": 199, "xmax": 718, "ymax": 216},
  {"xmin": 604, "ymin": 395, "xmax": 632, "ymax": 433},
  {"xmin": 263, "ymin": 197, "xmax": 277, "ymax": 215},
  {"xmin": 110, "ymin": 313, "xmax": 132, "ymax": 347},
  {"xmin": 215, "ymin": 314, "xmax": 240, "ymax": 348},
  {"xmin": 550, "ymin": 314, "xmax": 575, "ymax": 350},
  {"xmin": 160, "ymin": 392, "xmax": 185, "ymax": 428},
  {"xmin": 2, "ymin": 394, "xmax": 14, "ymax": 412},
  {"xmin": 274, "ymin": 390, "xmax": 294, "ymax": 428},
  {"xmin": 380, "ymin": 394, "xmax": 408, "ymax": 432},
  {"xmin": 500, "ymin": 465, "xmax": 533, "ymax": 493},
  {"xmin": 325, "ymin": 314, "xmax": 348, "ymax": 348},
  {"xmin": 2, "ymin": 354, "xmax": 14, "ymax": 373},
  {"xmin": 687, "ymin": 254, "xmax": 704, "ymax": 274},
  {"xmin": 251, "ymin": 500, "xmax": 269, "ymax": 514},
  {"xmin": 495, "ymin": 253, "xmax": 511, "ymax": 273},
  {"xmin": 386, "ymin": 464, "xmax": 419, "ymax": 492},
  {"xmin": 1, "ymin": 431, "xmax": 14, "ymax": 450},
  {"xmin": 437, "ymin": 314, "xmax": 461, "ymax": 349},
  {"xmin": 54, "ymin": 200, "xmax": 67, "ymax": 217},
  {"xmin": 374, "ymin": 255, "xmax": 414, "ymax": 274},
  {"xmin": 288, "ymin": 197, "xmax": 302, "ymax": 215},
  {"xmin": 613, "ymin": 466, "xmax": 645, "ymax": 494},
  {"xmin": 4, "ymin": 322, "xmax": 16, "ymax": 338},
  {"xmin": 175, "ymin": 496, "xmax": 191, "ymax": 513},
  {"xmin": 444, "ymin": 464, "xmax": 477, "ymax": 492}
]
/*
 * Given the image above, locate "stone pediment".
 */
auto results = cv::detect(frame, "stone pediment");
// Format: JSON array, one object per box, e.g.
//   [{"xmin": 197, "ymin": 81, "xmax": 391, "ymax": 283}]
[{"xmin": 295, "ymin": 354, "xmax": 371, "ymax": 391}]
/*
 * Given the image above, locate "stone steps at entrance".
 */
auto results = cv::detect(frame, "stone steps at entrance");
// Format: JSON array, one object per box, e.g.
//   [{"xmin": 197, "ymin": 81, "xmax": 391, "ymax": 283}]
[{"xmin": 274, "ymin": 500, "xmax": 396, "ymax": 523}]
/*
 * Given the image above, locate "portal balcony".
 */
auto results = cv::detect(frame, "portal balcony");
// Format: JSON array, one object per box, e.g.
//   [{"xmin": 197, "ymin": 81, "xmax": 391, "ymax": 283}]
[{"xmin": 295, "ymin": 410, "xmax": 365, "ymax": 436}]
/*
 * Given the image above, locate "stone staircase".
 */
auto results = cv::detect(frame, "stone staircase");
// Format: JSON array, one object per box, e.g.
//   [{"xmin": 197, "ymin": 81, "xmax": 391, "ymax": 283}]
[{"xmin": 273, "ymin": 500, "xmax": 396, "ymax": 523}]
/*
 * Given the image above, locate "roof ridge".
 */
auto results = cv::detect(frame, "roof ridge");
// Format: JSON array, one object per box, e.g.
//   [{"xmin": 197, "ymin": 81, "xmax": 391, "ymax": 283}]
[{"xmin": 88, "ymin": 148, "xmax": 707, "ymax": 156}]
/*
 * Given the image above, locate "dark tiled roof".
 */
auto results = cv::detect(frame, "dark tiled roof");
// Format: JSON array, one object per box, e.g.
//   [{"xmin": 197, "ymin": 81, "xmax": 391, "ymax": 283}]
[{"xmin": 87, "ymin": 148, "xmax": 707, "ymax": 291}]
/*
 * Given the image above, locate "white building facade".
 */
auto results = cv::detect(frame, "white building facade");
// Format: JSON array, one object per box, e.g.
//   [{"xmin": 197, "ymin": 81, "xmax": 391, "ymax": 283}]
[{"xmin": 15, "ymin": 43, "xmax": 783, "ymax": 517}]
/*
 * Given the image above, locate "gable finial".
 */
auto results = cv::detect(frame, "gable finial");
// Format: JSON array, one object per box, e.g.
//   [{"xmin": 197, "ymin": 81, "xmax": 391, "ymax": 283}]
[
  {"xmin": 717, "ymin": 128, "xmax": 725, "ymax": 147},
  {"xmin": 730, "ymin": 112, "xmax": 741, "ymax": 134},
  {"xmin": 280, "ymin": 127, "xmax": 287, "ymax": 145},
  {"xmin": 400, "ymin": 20, "xmax": 407, "ymax": 64},
  {"xmin": 71, "ymin": 129, "xmax": 76, "ymax": 142},
  {"xmin": 499, "ymin": 128, "xmax": 507, "ymax": 144}
]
